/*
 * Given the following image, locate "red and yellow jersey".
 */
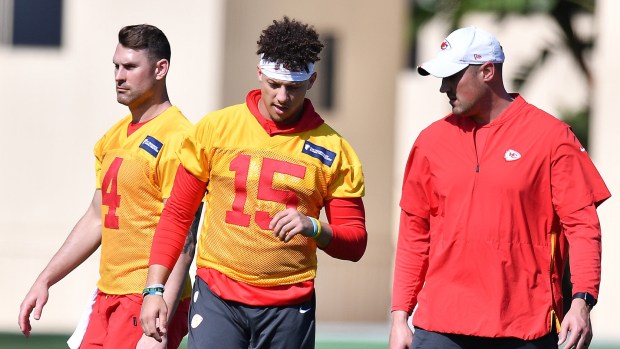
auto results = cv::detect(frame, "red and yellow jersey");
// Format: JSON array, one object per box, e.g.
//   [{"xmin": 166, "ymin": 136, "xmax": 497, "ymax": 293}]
[
  {"xmin": 179, "ymin": 90, "xmax": 364, "ymax": 287},
  {"xmin": 95, "ymin": 106, "xmax": 192, "ymax": 297}
]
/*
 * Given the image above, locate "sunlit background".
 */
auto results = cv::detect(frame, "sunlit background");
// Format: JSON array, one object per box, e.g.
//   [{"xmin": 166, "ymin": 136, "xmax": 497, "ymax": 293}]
[{"xmin": 1, "ymin": 0, "xmax": 618, "ymax": 347}]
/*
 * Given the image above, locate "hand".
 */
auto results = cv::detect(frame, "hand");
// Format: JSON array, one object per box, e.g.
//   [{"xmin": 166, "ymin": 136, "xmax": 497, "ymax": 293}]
[
  {"xmin": 18, "ymin": 281, "xmax": 50, "ymax": 337},
  {"xmin": 389, "ymin": 310, "xmax": 413, "ymax": 349},
  {"xmin": 558, "ymin": 299, "xmax": 593, "ymax": 349},
  {"xmin": 270, "ymin": 208, "xmax": 314, "ymax": 242},
  {"xmin": 136, "ymin": 333, "xmax": 167, "ymax": 349},
  {"xmin": 140, "ymin": 295, "xmax": 168, "ymax": 342}
]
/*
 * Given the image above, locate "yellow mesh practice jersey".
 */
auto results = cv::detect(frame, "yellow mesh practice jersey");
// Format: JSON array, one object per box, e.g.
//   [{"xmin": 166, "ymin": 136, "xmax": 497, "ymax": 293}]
[
  {"xmin": 95, "ymin": 106, "xmax": 192, "ymax": 297},
  {"xmin": 179, "ymin": 103, "xmax": 365, "ymax": 287}
]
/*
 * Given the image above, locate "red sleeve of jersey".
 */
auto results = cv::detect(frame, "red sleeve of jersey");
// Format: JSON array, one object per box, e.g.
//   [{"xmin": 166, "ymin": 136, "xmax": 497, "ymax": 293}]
[
  {"xmin": 391, "ymin": 209, "xmax": 430, "ymax": 314},
  {"xmin": 321, "ymin": 197, "xmax": 367, "ymax": 262},
  {"xmin": 149, "ymin": 165, "xmax": 206, "ymax": 269},
  {"xmin": 561, "ymin": 204, "xmax": 602, "ymax": 299}
]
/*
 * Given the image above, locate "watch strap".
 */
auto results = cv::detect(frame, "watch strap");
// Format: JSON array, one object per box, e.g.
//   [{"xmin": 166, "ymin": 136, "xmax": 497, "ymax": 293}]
[{"xmin": 572, "ymin": 292, "xmax": 597, "ymax": 308}]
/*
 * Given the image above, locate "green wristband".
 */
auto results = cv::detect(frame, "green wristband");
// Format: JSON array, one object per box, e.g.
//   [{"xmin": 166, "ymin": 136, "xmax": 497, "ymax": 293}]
[{"xmin": 142, "ymin": 286, "xmax": 165, "ymax": 297}]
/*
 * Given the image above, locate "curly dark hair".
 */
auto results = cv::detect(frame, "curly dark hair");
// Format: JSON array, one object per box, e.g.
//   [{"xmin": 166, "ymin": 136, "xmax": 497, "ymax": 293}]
[{"xmin": 257, "ymin": 17, "xmax": 324, "ymax": 73}]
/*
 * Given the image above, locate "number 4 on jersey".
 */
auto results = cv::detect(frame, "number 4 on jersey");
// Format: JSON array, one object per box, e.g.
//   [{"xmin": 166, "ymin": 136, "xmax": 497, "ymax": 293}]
[{"xmin": 101, "ymin": 157, "xmax": 123, "ymax": 229}]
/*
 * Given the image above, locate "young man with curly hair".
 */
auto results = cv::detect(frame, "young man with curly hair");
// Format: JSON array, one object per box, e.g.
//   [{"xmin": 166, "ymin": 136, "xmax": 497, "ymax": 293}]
[{"xmin": 140, "ymin": 17, "xmax": 368, "ymax": 348}]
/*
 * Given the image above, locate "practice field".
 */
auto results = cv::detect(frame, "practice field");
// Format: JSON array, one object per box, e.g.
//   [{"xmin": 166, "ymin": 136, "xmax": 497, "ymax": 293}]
[{"xmin": 2, "ymin": 333, "xmax": 620, "ymax": 349}]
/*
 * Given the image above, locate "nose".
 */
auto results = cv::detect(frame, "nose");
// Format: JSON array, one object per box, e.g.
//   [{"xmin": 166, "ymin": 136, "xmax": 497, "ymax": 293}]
[
  {"xmin": 115, "ymin": 67, "xmax": 126, "ymax": 83},
  {"xmin": 275, "ymin": 86, "xmax": 289, "ymax": 103},
  {"xmin": 439, "ymin": 78, "xmax": 451, "ymax": 93}
]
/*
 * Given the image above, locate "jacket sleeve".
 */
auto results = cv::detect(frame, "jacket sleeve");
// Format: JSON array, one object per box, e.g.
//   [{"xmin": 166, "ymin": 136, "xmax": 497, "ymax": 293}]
[
  {"xmin": 391, "ymin": 210, "xmax": 430, "ymax": 314},
  {"xmin": 550, "ymin": 126, "xmax": 610, "ymax": 299},
  {"xmin": 561, "ymin": 204, "xmax": 602, "ymax": 299}
]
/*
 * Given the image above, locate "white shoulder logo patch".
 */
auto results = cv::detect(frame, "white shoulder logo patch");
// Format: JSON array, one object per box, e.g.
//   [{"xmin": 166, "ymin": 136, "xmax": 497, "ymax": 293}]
[{"xmin": 504, "ymin": 149, "xmax": 521, "ymax": 161}]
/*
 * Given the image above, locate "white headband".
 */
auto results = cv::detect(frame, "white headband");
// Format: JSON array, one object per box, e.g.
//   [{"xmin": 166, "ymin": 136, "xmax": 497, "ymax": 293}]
[{"xmin": 259, "ymin": 55, "xmax": 315, "ymax": 82}]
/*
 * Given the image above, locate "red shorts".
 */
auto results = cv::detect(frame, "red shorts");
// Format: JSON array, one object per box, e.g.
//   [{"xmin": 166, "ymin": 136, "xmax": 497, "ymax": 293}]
[{"xmin": 81, "ymin": 291, "xmax": 189, "ymax": 349}]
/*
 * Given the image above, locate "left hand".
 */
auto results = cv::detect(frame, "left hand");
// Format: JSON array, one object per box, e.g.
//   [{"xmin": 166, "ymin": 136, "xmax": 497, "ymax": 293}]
[
  {"xmin": 270, "ymin": 208, "xmax": 314, "ymax": 242},
  {"xmin": 136, "ymin": 333, "xmax": 167, "ymax": 349},
  {"xmin": 558, "ymin": 298, "xmax": 593, "ymax": 349}
]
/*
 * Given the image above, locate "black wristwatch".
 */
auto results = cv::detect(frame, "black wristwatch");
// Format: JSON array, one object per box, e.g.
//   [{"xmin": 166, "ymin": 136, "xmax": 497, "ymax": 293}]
[{"xmin": 572, "ymin": 292, "xmax": 597, "ymax": 308}]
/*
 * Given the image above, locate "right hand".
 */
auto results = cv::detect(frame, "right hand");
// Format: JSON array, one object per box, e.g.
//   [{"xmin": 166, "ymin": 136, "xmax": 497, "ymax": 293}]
[
  {"xmin": 18, "ymin": 282, "xmax": 50, "ymax": 337},
  {"xmin": 388, "ymin": 310, "xmax": 413, "ymax": 349},
  {"xmin": 140, "ymin": 295, "xmax": 169, "ymax": 342},
  {"xmin": 557, "ymin": 298, "xmax": 593, "ymax": 349},
  {"xmin": 270, "ymin": 208, "xmax": 314, "ymax": 242}
]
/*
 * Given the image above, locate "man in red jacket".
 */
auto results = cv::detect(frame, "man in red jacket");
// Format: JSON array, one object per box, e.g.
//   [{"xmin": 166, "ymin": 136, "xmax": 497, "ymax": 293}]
[{"xmin": 389, "ymin": 26, "xmax": 609, "ymax": 349}]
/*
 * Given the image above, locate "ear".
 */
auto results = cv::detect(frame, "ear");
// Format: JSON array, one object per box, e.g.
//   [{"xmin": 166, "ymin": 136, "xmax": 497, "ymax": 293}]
[
  {"xmin": 257, "ymin": 65, "xmax": 263, "ymax": 82},
  {"xmin": 306, "ymin": 72, "xmax": 318, "ymax": 90},
  {"xmin": 154, "ymin": 59, "xmax": 169, "ymax": 80},
  {"xmin": 479, "ymin": 62, "xmax": 495, "ymax": 82}
]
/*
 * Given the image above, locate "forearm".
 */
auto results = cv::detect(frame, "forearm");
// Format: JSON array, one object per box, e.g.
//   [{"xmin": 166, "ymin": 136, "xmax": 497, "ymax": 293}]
[
  {"xmin": 149, "ymin": 166, "xmax": 205, "ymax": 270},
  {"xmin": 388, "ymin": 310, "xmax": 414, "ymax": 349},
  {"xmin": 37, "ymin": 191, "xmax": 102, "ymax": 287},
  {"xmin": 391, "ymin": 310, "xmax": 410, "ymax": 324},
  {"xmin": 160, "ymin": 202, "xmax": 201, "ymax": 319},
  {"xmin": 391, "ymin": 209, "xmax": 429, "ymax": 313},
  {"xmin": 561, "ymin": 204, "xmax": 602, "ymax": 297},
  {"xmin": 145, "ymin": 264, "xmax": 173, "ymax": 288},
  {"xmin": 161, "ymin": 254, "xmax": 191, "ymax": 318},
  {"xmin": 320, "ymin": 197, "xmax": 367, "ymax": 261}
]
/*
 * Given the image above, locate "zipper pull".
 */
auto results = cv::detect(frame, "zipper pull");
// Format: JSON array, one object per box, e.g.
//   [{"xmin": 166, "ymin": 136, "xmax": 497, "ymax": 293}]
[{"xmin": 476, "ymin": 164, "xmax": 480, "ymax": 173}]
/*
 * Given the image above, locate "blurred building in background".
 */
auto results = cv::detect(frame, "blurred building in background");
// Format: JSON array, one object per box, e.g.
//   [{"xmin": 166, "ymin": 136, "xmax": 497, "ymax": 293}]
[{"xmin": 0, "ymin": 0, "xmax": 617, "ymax": 345}]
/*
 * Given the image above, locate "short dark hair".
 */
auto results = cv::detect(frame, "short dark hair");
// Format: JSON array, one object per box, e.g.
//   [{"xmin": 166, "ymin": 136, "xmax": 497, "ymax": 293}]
[
  {"xmin": 256, "ymin": 16, "xmax": 324, "ymax": 73},
  {"xmin": 118, "ymin": 24, "xmax": 171, "ymax": 63}
]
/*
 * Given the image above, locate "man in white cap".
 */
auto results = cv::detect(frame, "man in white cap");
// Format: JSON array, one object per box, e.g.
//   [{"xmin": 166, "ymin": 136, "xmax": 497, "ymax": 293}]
[
  {"xmin": 140, "ymin": 16, "xmax": 368, "ymax": 349},
  {"xmin": 389, "ymin": 26, "xmax": 610, "ymax": 349}
]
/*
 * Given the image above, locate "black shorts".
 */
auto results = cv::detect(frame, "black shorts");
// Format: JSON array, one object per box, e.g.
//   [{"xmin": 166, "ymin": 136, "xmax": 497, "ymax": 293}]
[
  {"xmin": 412, "ymin": 327, "xmax": 559, "ymax": 349},
  {"xmin": 188, "ymin": 276, "xmax": 315, "ymax": 349}
]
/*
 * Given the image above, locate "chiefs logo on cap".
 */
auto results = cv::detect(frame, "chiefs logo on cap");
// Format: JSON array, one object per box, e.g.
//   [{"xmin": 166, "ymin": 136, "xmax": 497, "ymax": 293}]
[{"xmin": 440, "ymin": 40, "xmax": 451, "ymax": 50}]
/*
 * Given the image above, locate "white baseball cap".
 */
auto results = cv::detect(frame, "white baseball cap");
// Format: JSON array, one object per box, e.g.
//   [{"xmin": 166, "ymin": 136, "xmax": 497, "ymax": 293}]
[{"xmin": 417, "ymin": 26, "xmax": 505, "ymax": 78}]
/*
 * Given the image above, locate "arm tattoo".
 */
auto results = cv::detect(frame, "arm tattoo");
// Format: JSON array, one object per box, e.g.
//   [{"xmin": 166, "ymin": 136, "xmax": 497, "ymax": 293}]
[{"xmin": 182, "ymin": 202, "xmax": 203, "ymax": 258}]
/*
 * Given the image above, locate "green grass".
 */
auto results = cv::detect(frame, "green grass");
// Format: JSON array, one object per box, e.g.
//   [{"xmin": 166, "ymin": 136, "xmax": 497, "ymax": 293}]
[
  {"xmin": 1, "ymin": 333, "xmax": 73, "ymax": 349},
  {"xmin": 1, "ymin": 333, "xmax": 388, "ymax": 349},
  {"xmin": 2, "ymin": 333, "xmax": 618, "ymax": 349}
]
